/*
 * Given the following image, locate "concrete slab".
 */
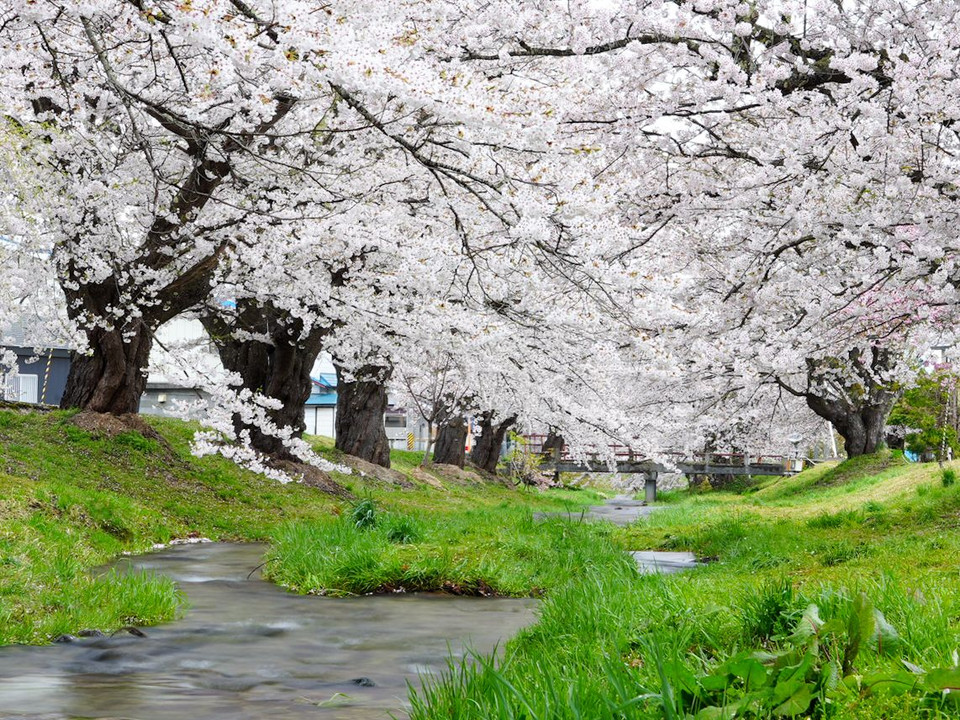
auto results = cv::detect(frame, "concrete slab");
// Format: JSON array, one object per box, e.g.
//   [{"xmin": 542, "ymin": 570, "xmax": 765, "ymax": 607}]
[{"xmin": 630, "ymin": 550, "xmax": 700, "ymax": 575}]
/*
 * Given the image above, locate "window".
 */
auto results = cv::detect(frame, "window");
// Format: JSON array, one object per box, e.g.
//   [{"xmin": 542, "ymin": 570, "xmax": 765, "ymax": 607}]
[
  {"xmin": 384, "ymin": 413, "xmax": 406, "ymax": 429},
  {"xmin": 2, "ymin": 373, "xmax": 39, "ymax": 403}
]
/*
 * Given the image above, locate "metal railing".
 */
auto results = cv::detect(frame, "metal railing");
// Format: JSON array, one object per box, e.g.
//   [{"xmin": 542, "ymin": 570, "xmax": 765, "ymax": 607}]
[{"xmin": 522, "ymin": 434, "xmax": 799, "ymax": 471}]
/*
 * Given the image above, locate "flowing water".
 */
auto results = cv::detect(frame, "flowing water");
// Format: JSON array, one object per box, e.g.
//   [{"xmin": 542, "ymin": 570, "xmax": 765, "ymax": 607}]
[
  {"xmin": 0, "ymin": 543, "xmax": 537, "ymax": 720},
  {"xmin": 534, "ymin": 497, "xmax": 698, "ymax": 573},
  {"xmin": 534, "ymin": 495, "xmax": 661, "ymax": 525}
]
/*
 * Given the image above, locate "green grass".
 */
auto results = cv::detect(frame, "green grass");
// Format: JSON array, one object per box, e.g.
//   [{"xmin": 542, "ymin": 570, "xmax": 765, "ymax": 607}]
[
  {"xmin": 265, "ymin": 502, "xmax": 617, "ymax": 597},
  {"xmin": 6, "ymin": 408, "xmax": 960, "ymax": 718},
  {"xmin": 0, "ymin": 408, "xmax": 590, "ymax": 643},
  {"xmin": 404, "ymin": 455, "xmax": 960, "ymax": 720}
]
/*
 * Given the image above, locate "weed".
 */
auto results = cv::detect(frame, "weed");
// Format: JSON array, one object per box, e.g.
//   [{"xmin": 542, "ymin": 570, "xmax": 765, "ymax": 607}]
[
  {"xmin": 819, "ymin": 540, "xmax": 867, "ymax": 566},
  {"xmin": 382, "ymin": 513, "xmax": 423, "ymax": 544},
  {"xmin": 807, "ymin": 509, "xmax": 863, "ymax": 528},
  {"xmin": 942, "ymin": 468, "xmax": 956, "ymax": 487},
  {"xmin": 740, "ymin": 576, "xmax": 797, "ymax": 644},
  {"xmin": 349, "ymin": 498, "xmax": 377, "ymax": 529},
  {"xmin": 114, "ymin": 431, "xmax": 160, "ymax": 453}
]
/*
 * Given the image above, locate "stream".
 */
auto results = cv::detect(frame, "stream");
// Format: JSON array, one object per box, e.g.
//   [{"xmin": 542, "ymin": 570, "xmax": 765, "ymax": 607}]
[{"xmin": 0, "ymin": 543, "xmax": 537, "ymax": 720}]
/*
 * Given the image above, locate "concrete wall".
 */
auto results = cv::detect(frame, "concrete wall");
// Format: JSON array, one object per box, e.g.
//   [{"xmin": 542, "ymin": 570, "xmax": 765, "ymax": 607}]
[
  {"xmin": 304, "ymin": 406, "xmax": 336, "ymax": 438},
  {"xmin": 140, "ymin": 388, "xmax": 209, "ymax": 417}
]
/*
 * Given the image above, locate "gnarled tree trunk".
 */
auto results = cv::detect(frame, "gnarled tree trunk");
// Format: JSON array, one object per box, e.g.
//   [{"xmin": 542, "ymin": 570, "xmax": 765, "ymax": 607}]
[
  {"xmin": 335, "ymin": 363, "xmax": 391, "ymax": 467},
  {"xmin": 202, "ymin": 302, "xmax": 325, "ymax": 461},
  {"xmin": 433, "ymin": 415, "xmax": 468, "ymax": 467},
  {"xmin": 59, "ymin": 223, "xmax": 227, "ymax": 415},
  {"xmin": 470, "ymin": 411, "xmax": 516, "ymax": 474},
  {"xmin": 800, "ymin": 347, "xmax": 901, "ymax": 458},
  {"xmin": 55, "ymin": 91, "xmax": 293, "ymax": 417},
  {"xmin": 60, "ymin": 280, "xmax": 160, "ymax": 415},
  {"xmin": 60, "ymin": 321, "xmax": 153, "ymax": 414},
  {"xmin": 806, "ymin": 394, "xmax": 895, "ymax": 457}
]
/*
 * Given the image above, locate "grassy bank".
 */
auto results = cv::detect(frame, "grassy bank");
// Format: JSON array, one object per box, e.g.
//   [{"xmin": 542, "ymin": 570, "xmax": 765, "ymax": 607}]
[
  {"xmin": 0, "ymin": 408, "xmax": 593, "ymax": 643},
  {"xmin": 7, "ymin": 405, "xmax": 960, "ymax": 718},
  {"xmin": 401, "ymin": 454, "xmax": 960, "ymax": 720}
]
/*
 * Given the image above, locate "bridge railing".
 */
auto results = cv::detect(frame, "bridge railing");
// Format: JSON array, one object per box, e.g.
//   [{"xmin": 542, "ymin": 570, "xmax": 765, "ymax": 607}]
[{"xmin": 521, "ymin": 435, "xmax": 798, "ymax": 471}]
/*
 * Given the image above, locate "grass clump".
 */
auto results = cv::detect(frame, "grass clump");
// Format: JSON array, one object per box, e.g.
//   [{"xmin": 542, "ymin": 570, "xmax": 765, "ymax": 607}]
[
  {"xmin": 265, "ymin": 507, "xmax": 620, "ymax": 597},
  {"xmin": 739, "ymin": 576, "xmax": 798, "ymax": 645},
  {"xmin": 349, "ymin": 497, "xmax": 378, "ymax": 529},
  {"xmin": 942, "ymin": 468, "xmax": 956, "ymax": 487},
  {"xmin": 383, "ymin": 513, "xmax": 423, "ymax": 543}
]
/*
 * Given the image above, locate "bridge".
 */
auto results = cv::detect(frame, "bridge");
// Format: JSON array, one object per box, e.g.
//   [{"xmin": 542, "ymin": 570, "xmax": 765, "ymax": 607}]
[{"xmin": 522, "ymin": 435, "xmax": 803, "ymax": 503}]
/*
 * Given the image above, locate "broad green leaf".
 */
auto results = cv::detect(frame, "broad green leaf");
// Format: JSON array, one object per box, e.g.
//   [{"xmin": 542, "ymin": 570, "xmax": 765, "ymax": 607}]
[
  {"xmin": 773, "ymin": 683, "xmax": 817, "ymax": 716},
  {"xmin": 925, "ymin": 667, "xmax": 960, "ymax": 692},
  {"xmin": 788, "ymin": 605, "xmax": 823, "ymax": 644},
  {"xmin": 699, "ymin": 673, "xmax": 731, "ymax": 693},
  {"xmin": 728, "ymin": 657, "xmax": 769, "ymax": 691},
  {"xmin": 871, "ymin": 609, "xmax": 901, "ymax": 656},
  {"xmin": 842, "ymin": 593, "xmax": 874, "ymax": 675},
  {"xmin": 737, "ymin": 690, "xmax": 773, "ymax": 716},
  {"xmin": 822, "ymin": 658, "xmax": 841, "ymax": 692},
  {"xmin": 818, "ymin": 618, "xmax": 846, "ymax": 636},
  {"xmin": 859, "ymin": 671, "xmax": 920, "ymax": 695},
  {"xmin": 772, "ymin": 675, "xmax": 806, "ymax": 706},
  {"xmin": 694, "ymin": 705, "xmax": 736, "ymax": 720},
  {"xmin": 775, "ymin": 652, "xmax": 815, "ymax": 691}
]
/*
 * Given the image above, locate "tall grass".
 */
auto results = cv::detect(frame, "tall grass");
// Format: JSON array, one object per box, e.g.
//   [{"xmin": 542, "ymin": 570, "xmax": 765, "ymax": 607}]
[
  {"xmin": 265, "ymin": 504, "xmax": 627, "ymax": 597},
  {"xmin": 407, "ymin": 456, "xmax": 960, "ymax": 720},
  {"xmin": 0, "ymin": 408, "xmax": 595, "ymax": 643}
]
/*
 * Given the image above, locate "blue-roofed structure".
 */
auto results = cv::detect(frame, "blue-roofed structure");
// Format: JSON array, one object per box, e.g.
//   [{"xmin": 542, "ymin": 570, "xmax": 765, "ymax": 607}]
[{"xmin": 305, "ymin": 373, "xmax": 337, "ymax": 405}]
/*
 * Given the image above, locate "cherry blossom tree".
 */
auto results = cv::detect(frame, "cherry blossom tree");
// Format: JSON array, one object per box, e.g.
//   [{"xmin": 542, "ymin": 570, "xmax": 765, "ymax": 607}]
[
  {"xmin": 0, "ymin": 0, "xmax": 570, "ymax": 417},
  {"xmin": 445, "ymin": 0, "xmax": 960, "ymax": 456},
  {"xmin": 5, "ymin": 0, "xmax": 959, "ymax": 471}
]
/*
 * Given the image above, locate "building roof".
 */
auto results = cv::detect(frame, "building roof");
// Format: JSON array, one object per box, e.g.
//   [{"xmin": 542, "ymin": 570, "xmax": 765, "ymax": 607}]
[
  {"xmin": 305, "ymin": 373, "xmax": 338, "ymax": 406},
  {"xmin": 2, "ymin": 319, "xmax": 74, "ymax": 351},
  {"xmin": 313, "ymin": 373, "xmax": 337, "ymax": 388}
]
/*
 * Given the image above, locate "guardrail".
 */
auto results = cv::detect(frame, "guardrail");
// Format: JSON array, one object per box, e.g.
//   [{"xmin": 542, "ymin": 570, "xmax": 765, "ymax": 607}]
[{"xmin": 522, "ymin": 435, "xmax": 802, "ymax": 475}]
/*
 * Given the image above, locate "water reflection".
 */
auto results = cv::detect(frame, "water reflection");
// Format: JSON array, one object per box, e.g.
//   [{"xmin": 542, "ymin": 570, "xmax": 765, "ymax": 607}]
[{"xmin": 0, "ymin": 543, "xmax": 537, "ymax": 720}]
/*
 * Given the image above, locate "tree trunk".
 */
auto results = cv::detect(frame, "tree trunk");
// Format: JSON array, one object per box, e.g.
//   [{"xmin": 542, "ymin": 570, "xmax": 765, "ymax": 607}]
[
  {"xmin": 470, "ymin": 411, "xmax": 516, "ymax": 474},
  {"xmin": 806, "ymin": 394, "xmax": 895, "ymax": 457},
  {"xmin": 433, "ymin": 415, "xmax": 468, "ymax": 467},
  {"xmin": 335, "ymin": 363, "xmax": 391, "ymax": 467},
  {"xmin": 203, "ymin": 303, "xmax": 325, "ymax": 460},
  {"xmin": 60, "ymin": 321, "xmax": 153, "ymax": 414},
  {"xmin": 58, "ymin": 238, "xmax": 225, "ymax": 414},
  {"xmin": 202, "ymin": 303, "xmax": 325, "ymax": 461},
  {"xmin": 802, "ymin": 348, "xmax": 901, "ymax": 458}
]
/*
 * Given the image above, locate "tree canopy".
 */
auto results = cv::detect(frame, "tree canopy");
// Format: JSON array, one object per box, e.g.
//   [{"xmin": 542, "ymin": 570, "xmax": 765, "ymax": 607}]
[{"xmin": 1, "ymin": 0, "xmax": 957, "ymax": 468}]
